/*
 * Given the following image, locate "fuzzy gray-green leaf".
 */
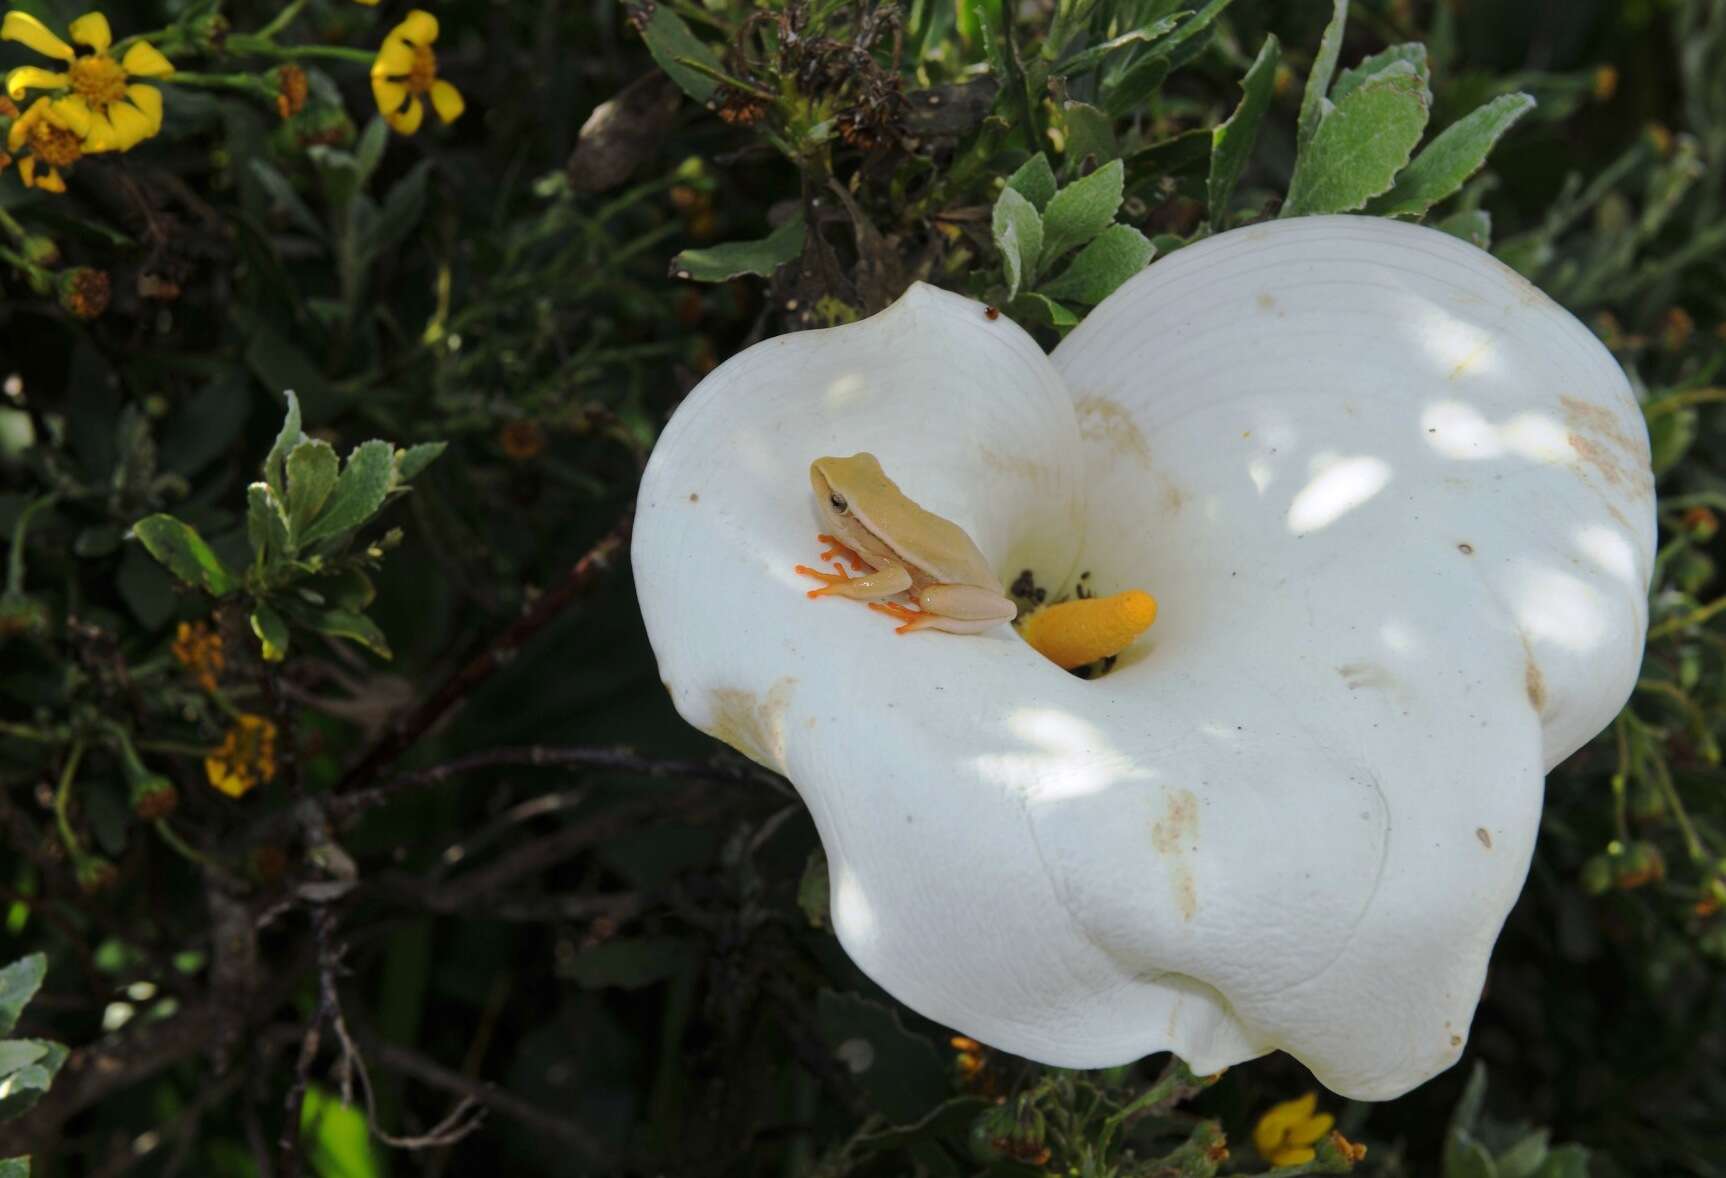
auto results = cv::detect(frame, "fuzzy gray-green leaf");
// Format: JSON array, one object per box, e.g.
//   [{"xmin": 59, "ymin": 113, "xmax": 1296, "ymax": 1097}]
[
  {"xmin": 1037, "ymin": 224, "xmax": 1156, "ymax": 305},
  {"xmin": 671, "ymin": 216, "xmax": 806, "ymax": 283},
  {"xmin": 1207, "ymin": 34, "xmax": 1280, "ymax": 224},
  {"xmin": 308, "ymin": 608, "xmax": 392, "ymax": 659},
  {"xmin": 284, "ymin": 439, "xmax": 340, "ymax": 539},
  {"xmin": 132, "ymin": 516, "xmax": 240, "ymax": 596},
  {"xmin": 298, "ymin": 440, "xmax": 395, "ymax": 547},
  {"xmin": 1434, "ymin": 208, "xmax": 1493, "ymax": 249},
  {"xmin": 1005, "ymin": 153, "xmax": 1058, "ymax": 211},
  {"xmin": 1039, "ymin": 159, "xmax": 1124, "ymax": 270},
  {"xmin": 1296, "ymin": 0, "xmax": 1349, "ymax": 154},
  {"xmin": 395, "ymin": 442, "xmax": 446, "ymax": 482},
  {"xmin": 1284, "ymin": 63, "xmax": 1431, "ymax": 217},
  {"xmin": 1332, "ymin": 43, "xmax": 1429, "ymax": 104},
  {"xmin": 262, "ymin": 390, "xmax": 304, "ymax": 498},
  {"xmin": 0, "ymin": 957, "xmax": 44, "ymax": 1039},
  {"xmin": 251, "ymin": 602, "xmax": 291, "ymax": 663},
  {"xmin": 1368, "ymin": 93, "xmax": 1536, "ymax": 218},
  {"xmin": 992, "ymin": 187, "xmax": 1044, "ymax": 299},
  {"xmin": 632, "ymin": 3, "xmax": 720, "ymax": 103}
]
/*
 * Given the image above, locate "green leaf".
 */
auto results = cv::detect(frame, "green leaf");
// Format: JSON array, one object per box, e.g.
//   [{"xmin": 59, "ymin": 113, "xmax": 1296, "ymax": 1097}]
[
  {"xmin": 1208, "ymin": 34, "xmax": 1280, "ymax": 224},
  {"xmin": 1449, "ymin": 1062, "xmax": 1490, "ymax": 1139},
  {"xmin": 365, "ymin": 158, "xmax": 431, "ymax": 262},
  {"xmin": 0, "ymin": 1041, "xmax": 48, "ymax": 1075},
  {"xmin": 1005, "ymin": 153, "xmax": 1058, "ymax": 211},
  {"xmin": 1532, "ymin": 1144, "xmax": 1589, "ymax": 1178},
  {"xmin": 1008, "ymin": 291, "xmax": 1080, "ymax": 331},
  {"xmin": 1052, "ymin": 16, "xmax": 1185, "ymax": 77},
  {"xmin": 0, "ymin": 1043, "xmax": 60, "ymax": 1123},
  {"xmin": 1445, "ymin": 1131, "xmax": 1500, "ymax": 1178},
  {"xmin": 1435, "ymin": 207, "xmax": 1493, "ymax": 248},
  {"xmin": 1060, "ymin": 101, "xmax": 1116, "ymax": 174},
  {"xmin": 132, "ymin": 516, "xmax": 240, "ymax": 596},
  {"xmin": 0, "ymin": 956, "xmax": 45, "ymax": 1038},
  {"xmin": 298, "ymin": 440, "xmax": 396, "ymax": 547},
  {"xmin": 1497, "ymin": 1130, "xmax": 1551, "ymax": 1178},
  {"xmin": 316, "ymin": 569, "xmax": 377, "ymax": 612},
  {"xmin": 1296, "ymin": 0, "xmax": 1349, "ymax": 155},
  {"xmin": 1332, "ymin": 43, "xmax": 1429, "ymax": 104},
  {"xmin": 0, "ymin": 1157, "xmax": 29, "ymax": 1177},
  {"xmin": 562, "ymin": 937, "xmax": 694, "ymax": 989},
  {"xmin": 284, "ymin": 439, "xmax": 340, "ymax": 539},
  {"xmin": 351, "ymin": 117, "xmax": 388, "ymax": 193},
  {"xmin": 1284, "ymin": 62, "xmax": 1431, "ymax": 217},
  {"xmin": 671, "ymin": 216, "xmax": 805, "ymax": 283},
  {"xmin": 247, "ymin": 483, "xmax": 291, "ymax": 566},
  {"xmin": 247, "ymin": 160, "xmax": 324, "ymax": 241},
  {"xmin": 1102, "ymin": 54, "xmax": 1169, "ymax": 118},
  {"xmin": 1039, "ymin": 159, "xmax": 1124, "ymax": 270},
  {"xmin": 263, "ymin": 390, "xmax": 304, "ymax": 499},
  {"xmin": 1368, "ymin": 93, "xmax": 1536, "ymax": 217},
  {"xmin": 300, "ymin": 1085, "xmax": 383, "ymax": 1178},
  {"xmin": 991, "ymin": 187, "xmax": 1044, "ymax": 300},
  {"xmin": 632, "ymin": 2, "xmax": 721, "ymax": 103},
  {"xmin": 306, "ymin": 609, "xmax": 392, "ymax": 659},
  {"xmin": 251, "ymin": 603, "xmax": 290, "ymax": 663},
  {"xmin": 1037, "ymin": 224, "xmax": 1155, "ymax": 304},
  {"xmin": 395, "ymin": 442, "xmax": 446, "ymax": 481},
  {"xmin": 1648, "ymin": 405, "xmax": 1697, "ymax": 475}
]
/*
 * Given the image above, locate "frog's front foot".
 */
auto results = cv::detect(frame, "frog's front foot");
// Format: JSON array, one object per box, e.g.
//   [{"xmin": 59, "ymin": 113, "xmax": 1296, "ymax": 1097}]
[
  {"xmin": 817, "ymin": 533, "xmax": 866, "ymax": 571},
  {"xmin": 795, "ymin": 561, "xmax": 857, "ymax": 598}
]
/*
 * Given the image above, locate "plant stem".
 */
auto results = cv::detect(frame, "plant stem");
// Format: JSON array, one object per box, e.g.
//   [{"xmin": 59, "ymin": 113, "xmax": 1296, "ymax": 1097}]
[
  {"xmin": 255, "ymin": 0, "xmax": 310, "ymax": 41},
  {"xmin": 1648, "ymin": 594, "xmax": 1726, "ymax": 640},
  {"xmin": 53, "ymin": 741, "xmax": 86, "ymax": 859},
  {"xmin": 1644, "ymin": 387, "xmax": 1726, "ymax": 418}
]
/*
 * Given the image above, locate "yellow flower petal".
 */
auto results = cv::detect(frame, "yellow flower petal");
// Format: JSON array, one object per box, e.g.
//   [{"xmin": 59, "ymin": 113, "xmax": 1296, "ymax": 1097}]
[
  {"xmin": 121, "ymin": 41, "xmax": 174, "ymax": 79},
  {"xmin": 124, "ymin": 83, "xmax": 162, "ymax": 134},
  {"xmin": 1271, "ymin": 1146, "xmax": 1316, "ymax": 1167},
  {"xmin": 66, "ymin": 11, "xmax": 112, "ymax": 53},
  {"xmin": 398, "ymin": 9, "xmax": 439, "ymax": 44},
  {"xmin": 17, "ymin": 155, "xmax": 35, "ymax": 185},
  {"xmin": 371, "ymin": 76, "xmax": 408, "ymax": 114},
  {"xmin": 1, "ymin": 12, "xmax": 74, "ymax": 61},
  {"xmin": 5, "ymin": 66, "xmax": 68, "ymax": 100},
  {"xmin": 371, "ymin": 37, "xmax": 414, "ymax": 78},
  {"xmin": 354, "ymin": 0, "xmax": 381, "ymax": 5},
  {"xmin": 428, "ymin": 79, "xmax": 463, "ymax": 124},
  {"xmin": 78, "ymin": 108, "xmax": 122, "ymax": 152},
  {"xmin": 52, "ymin": 96, "xmax": 94, "ymax": 138},
  {"xmin": 1288, "ymin": 1112, "xmax": 1335, "ymax": 1147},
  {"xmin": 35, "ymin": 165, "xmax": 65, "ymax": 193},
  {"xmin": 385, "ymin": 94, "xmax": 424, "ymax": 134},
  {"xmin": 105, "ymin": 96, "xmax": 152, "ymax": 148}
]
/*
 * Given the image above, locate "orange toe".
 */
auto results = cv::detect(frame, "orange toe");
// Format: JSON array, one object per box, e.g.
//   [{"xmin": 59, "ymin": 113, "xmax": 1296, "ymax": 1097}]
[
  {"xmin": 817, "ymin": 533, "xmax": 866, "ymax": 570},
  {"xmin": 795, "ymin": 561, "xmax": 853, "ymax": 598},
  {"xmin": 868, "ymin": 600, "xmax": 928, "ymax": 634}
]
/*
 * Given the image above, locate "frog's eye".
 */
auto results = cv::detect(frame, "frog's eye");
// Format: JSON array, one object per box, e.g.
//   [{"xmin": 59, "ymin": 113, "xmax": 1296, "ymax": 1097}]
[{"xmin": 829, "ymin": 493, "xmax": 848, "ymax": 513}]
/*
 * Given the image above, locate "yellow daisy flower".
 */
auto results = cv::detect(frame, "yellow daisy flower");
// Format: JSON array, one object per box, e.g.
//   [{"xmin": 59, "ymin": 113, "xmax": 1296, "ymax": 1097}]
[
  {"xmin": 204, "ymin": 713, "xmax": 278, "ymax": 799},
  {"xmin": 7, "ymin": 97, "xmax": 83, "ymax": 192},
  {"xmin": 370, "ymin": 10, "xmax": 463, "ymax": 135},
  {"xmin": 2, "ymin": 10, "xmax": 173, "ymax": 152},
  {"xmin": 1253, "ymin": 1092, "xmax": 1335, "ymax": 1168}
]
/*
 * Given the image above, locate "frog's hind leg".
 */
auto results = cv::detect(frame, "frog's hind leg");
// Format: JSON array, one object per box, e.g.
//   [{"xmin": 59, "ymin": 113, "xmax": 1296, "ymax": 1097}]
[{"xmin": 866, "ymin": 599, "xmax": 1005, "ymax": 635}]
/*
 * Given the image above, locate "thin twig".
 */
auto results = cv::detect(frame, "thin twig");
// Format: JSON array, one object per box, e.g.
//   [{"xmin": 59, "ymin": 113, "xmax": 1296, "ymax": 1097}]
[
  {"xmin": 332, "ymin": 509, "xmax": 633, "ymax": 795},
  {"xmin": 358, "ymin": 1028, "xmax": 610, "ymax": 1161},
  {"xmin": 331, "ymin": 743, "xmax": 782, "ymax": 823}
]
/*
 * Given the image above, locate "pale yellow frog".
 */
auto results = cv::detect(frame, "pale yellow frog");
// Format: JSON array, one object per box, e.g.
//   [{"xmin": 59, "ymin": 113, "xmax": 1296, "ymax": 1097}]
[{"xmin": 794, "ymin": 453, "xmax": 1018, "ymax": 634}]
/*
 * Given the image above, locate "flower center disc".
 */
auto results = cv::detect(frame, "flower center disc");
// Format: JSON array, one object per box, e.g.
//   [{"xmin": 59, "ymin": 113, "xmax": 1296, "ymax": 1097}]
[
  {"xmin": 407, "ymin": 45, "xmax": 436, "ymax": 94},
  {"xmin": 28, "ymin": 117, "xmax": 80, "ymax": 166},
  {"xmin": 69, "ymin": 54, "xmax": 127, "ymax": 108}
]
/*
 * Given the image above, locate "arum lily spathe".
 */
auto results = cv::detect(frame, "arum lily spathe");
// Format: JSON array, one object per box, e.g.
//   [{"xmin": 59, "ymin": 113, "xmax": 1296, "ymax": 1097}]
[{"xmin": 633, "ymin": 215, "xmax": 1654, "ymax": 1100}]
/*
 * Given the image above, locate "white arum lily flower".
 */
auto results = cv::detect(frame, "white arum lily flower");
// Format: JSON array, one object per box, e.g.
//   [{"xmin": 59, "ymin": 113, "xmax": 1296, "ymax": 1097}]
[{"xmin": 633, "ymin": 215, "xmax": 1653, "ymax": 1100}]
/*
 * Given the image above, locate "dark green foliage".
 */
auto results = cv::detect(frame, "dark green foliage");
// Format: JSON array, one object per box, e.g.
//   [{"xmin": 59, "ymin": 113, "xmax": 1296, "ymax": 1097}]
[{"xmin": 1, "ymin": 1, "xmax": 1724, "ymax": 1176}]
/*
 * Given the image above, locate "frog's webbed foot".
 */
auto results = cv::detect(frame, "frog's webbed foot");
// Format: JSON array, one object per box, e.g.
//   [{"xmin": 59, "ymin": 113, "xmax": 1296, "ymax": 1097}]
[
  {"xmin": 795, "ymin": 561, "xmax": 858, "ymax": 598},
  {"xmin": 817, "ymin": 533, "xmax": 866, "ymax": 571},
  {"xmin": 868, "ymin": 600, "xmax": 937, "ymax": 634}
]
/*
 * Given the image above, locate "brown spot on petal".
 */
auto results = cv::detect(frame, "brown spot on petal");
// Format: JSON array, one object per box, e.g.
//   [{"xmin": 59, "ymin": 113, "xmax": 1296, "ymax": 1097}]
[
  {"xmin": 1476, "ymin": 827, "xmax": 1492, "ymax": 849},
  {"xmin": 1075, "ymin": 396, "xmax": 1150, "ymax": 465},
  {"xmin": 1450, "ymin": 1033, "xmax": 1463, "ymax": 1047},
  {"xmin": 1151, "ymin": 788, "xmax": 1200, "ymax": 921},
  {"xmin": 1523, "ymin": 647, "xmax": 1547, "ymax": 713},
  {"xmin": 1561, "ymin": 394, "xmax": 1654, "ymax": 506},
  {"xmin": 706, "ymin": 677, "xmax": 796, "ymax": 770}
]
